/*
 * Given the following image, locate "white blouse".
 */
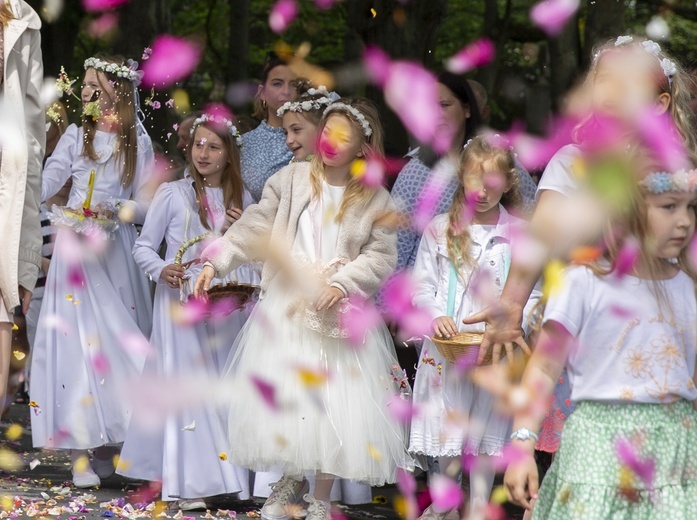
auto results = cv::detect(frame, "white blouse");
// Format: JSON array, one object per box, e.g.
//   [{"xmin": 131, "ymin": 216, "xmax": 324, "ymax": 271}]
[{"xmin": 293, "ymin": 180, "xmax": 345, "ymax": 265}]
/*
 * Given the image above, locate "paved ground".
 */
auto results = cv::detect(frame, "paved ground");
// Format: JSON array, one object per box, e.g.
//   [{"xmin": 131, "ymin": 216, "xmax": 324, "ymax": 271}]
[{"xmin": 0, "ymin": 403, "xmax": 526, "ymax": 519}]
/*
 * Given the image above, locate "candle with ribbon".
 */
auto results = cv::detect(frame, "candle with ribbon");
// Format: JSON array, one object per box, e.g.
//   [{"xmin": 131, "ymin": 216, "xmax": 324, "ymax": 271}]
[{"xmin": 83, "ymin": 169, "xmax": 95, "ymax": 210}]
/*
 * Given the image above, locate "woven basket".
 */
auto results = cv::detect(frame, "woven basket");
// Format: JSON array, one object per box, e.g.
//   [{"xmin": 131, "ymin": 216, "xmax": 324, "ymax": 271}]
[
  {"xmin": 206, "ymin": 282, "xmax": 259, "ymax": 306},
  {"xmin": 431, "ymin": 332, "xmax": 493, "ymax": 365}
]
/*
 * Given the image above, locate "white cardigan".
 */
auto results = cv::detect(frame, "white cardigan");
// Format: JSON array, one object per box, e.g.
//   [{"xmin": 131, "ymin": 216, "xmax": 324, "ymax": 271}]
[
  {"xmin": 203, "ymin": 161, "xmax": 397, "ymax": 299},
  {"xmin": 0, "ymin": 0, "xmax": 44, "ymax": 309},
  {"xmin": 412, "ymin": 208, "xmax": 541, "ymax": 334}
]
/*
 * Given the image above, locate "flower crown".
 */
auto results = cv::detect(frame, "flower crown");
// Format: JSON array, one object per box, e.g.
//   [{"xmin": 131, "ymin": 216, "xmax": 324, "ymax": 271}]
[
  {"xmin": 190, "ymin": 113, "xmax": 243, "ymax": 147},
  {"xmin": 84, "ymin": 57, "xmax": 143, "ymax": 86},
  {"xmin": 596, "ymin": 36, "xmax": 677, "ymax": 86},
  {"xmin": 277, "ymin": 97, "xmax": 335, "ymax": 117},
  {"xmin": 323, "ymin": 102, "xmax": 373, "ymax": 137},
  {"xmin": 642, "ymin": 170, "xmax": 697, "ymax": 194}
]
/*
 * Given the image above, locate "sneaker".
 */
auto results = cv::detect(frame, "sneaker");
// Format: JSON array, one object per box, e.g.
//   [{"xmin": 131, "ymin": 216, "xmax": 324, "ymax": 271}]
[
  {"xmin": 91, "ymin": 456, "xmax": 116, "ymax": 479},
  {"xmin": 261, "ymin": 476, "xmax": 309, "ymax": 520},
  {"xmin": 304, "ymin": 494, "xmax": 330, "ymax": 520},
  {"xmin": 72, "ymin": 465, "xmax": 100, "ymax": 488},
  {"xmin": 175, "ymin": 499, "xmax": 207, "ymax": 511}
]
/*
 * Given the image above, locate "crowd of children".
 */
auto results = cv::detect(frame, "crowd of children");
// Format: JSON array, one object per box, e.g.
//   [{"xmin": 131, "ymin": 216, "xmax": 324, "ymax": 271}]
[{"xmin": 8, "ymin": 31, "xmax": 697, "ymax": 520}]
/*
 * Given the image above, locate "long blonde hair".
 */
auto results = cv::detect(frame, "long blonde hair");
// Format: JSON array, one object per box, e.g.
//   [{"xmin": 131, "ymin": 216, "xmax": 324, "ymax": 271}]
[
  {"xmin": 447, "ymin": 136, "xmax": 521, "ymax": 268},
  {"xmin": 0, "ymin": 2, "xmax": 13, "ymax": 26},
  {"xmin": 309, "ymin": 97, "xmax": 384, "ymax": 221},
  {"xmin": 574, "ymin": 36, "xmax": 697, "ymax": 159},
  {"xmin": 187, "ymin": 121, "xmax": 244, "ymax": 231},
  {"xmin": 82, "ymin": 54, "xmax": 138, "ymax": 187}
]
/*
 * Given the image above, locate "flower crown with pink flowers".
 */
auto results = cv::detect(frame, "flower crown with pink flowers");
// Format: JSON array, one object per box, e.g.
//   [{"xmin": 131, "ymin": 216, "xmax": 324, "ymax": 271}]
[{"xmin": 642, "ymin": 170, "xmax": 697, "ymax": 194}]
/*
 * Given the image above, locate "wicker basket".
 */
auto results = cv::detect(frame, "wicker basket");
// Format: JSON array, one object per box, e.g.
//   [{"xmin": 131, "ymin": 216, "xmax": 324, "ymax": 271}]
[
  {"xmin": 431, "ymin": 332, "xmax": 493, "ymax": 365},
  {"xmin": 175, "ymin": 233, "xmax": 260, "ymax": 310}
]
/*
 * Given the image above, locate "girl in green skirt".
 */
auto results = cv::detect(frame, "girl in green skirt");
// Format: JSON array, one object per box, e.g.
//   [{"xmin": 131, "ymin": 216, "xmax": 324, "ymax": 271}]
[{"xmin": 504, "ymin": 160, "xmax": 697, "ymax": 519}]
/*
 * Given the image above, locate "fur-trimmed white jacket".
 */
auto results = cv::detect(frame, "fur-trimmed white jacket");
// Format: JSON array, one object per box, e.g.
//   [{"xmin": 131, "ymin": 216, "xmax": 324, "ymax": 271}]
[{"xmin": 202, "ymin": 161, "xmax": 397, "ymax": 298}]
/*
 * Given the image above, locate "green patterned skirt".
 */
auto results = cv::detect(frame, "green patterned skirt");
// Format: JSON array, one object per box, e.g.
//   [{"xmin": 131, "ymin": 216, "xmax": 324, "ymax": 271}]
[{"xmin": 532, "ymin": 400, "xmax": 697, "ymax": 519}]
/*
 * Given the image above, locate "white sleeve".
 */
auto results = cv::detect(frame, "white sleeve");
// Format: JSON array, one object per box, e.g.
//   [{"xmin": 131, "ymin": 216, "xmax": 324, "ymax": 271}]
[
  {"xmin": 542, "ymin": 266, "xmax": 589, "ymax": 337},
  {"xmin": 123, "ymin": 135, "xmax": 156, "ymax": 225},
  {"xmin": 132, "ymin": 182, "xmax": 172, "ymax": 284},
  {"xmin": 412, "ymin": 220, "xmax": 446, "ymax": 320},
  {"xmin": 536, "ymin": 145, "xmax": 579, "ymax": 199},
  {"xmin": 41, "ymin": 124, "xmax": 79, "ymax": 202}
]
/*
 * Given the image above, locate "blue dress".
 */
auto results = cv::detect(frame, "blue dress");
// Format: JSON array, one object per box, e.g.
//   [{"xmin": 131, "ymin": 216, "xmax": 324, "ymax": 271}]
[{"xmin": 240, "ymin": 120, "xmax": 293, "ymax": 202}]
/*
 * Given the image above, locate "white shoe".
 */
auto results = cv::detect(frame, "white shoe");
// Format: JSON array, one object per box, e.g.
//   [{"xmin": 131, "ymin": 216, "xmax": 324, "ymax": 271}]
[
  {"xmin": 72, "ymin": 465, "xmax": 100, "ymax": 488},
  {"xmin": 304, "ymin": 494, "xmax": 330, "ymax": 520},
  {"xmin": 91, "ymin": 456, "xmax": 115, "ymax": 479},
  {"xmin": 175, "ymin": 499, "xmax": 207, "ymax": 511},
  {"xmin": 261, "ymin": 476, "xmax": 309, "ymax": 520}
]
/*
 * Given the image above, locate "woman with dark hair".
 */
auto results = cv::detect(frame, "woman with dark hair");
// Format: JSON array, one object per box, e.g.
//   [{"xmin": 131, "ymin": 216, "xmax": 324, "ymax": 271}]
[
  {"xmin": 241, "ymin": 53, "xmax": 298, "ymax": 202},
  {"xmin": 390, "ymin": 72, "xmax": 537, "ymax": 271}
]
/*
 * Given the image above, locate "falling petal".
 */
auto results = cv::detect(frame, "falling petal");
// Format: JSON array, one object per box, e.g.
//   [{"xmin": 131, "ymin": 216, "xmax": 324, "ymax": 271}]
[
  {"xmin": 542, "ymin": 260, "xmax": 565, "ymax": 299},
  {"xmin": 42, "ymin": 0, "xmax": 65, "ymax": 22},
  {"xmin": 314, "ymin": 0, "xmax": 338, "ymax": 8},
  {"xmin": 82, "ymin": 0, "xmax": 129, "ymax": 11},
  {"xmin": 118, "ymin": 331, "xmax": 153, "ymax": 357},
  {"xmin": 86, "ymin": 12, "xmax": 119, "ymax": 38},
  {"xmin": 350, "ymin": 158, "xmax": 385, "ymax": 188},
  {"xmin": 251, "ymin": 375, "xmax": 278, "ymax": 412},
  {"xmin": 269, "ymin": 0, "xmax": 299, "ymax": 33},
  {"xmin": 363, "ymin": 45, "xmax": 391, "ymax": 87},
  {"xmin": 429, "ymin": 474, "xmax": 463, "ymax": 511},
  {"xmin": 615, "ymin": 437, "xmax": 655, "ymax": 487},
  {"xmin": 387, "ymin": 393, "xmax": 418, "ymax": 423},
  {"xmin": 396, "ymin": 467, "xmax": 417, "ymax": 496},
  {"xmin": 296, "ymin": 366, "xmax": 331, "ymax": 388},
  {"xmin": 4, "ymin": 424, "xmax": 23, "ymax": 441},
  {"xmin": 341, "ymin": 296, "xmax": 382, "ymax": 347},
  {"xmin": 614, "ymin": 238, "xmax": 640, "ymax": 278},
  {"xmin": 646, "ymin": 16, "xmax": 670, "ymax": 41},
  {"xmin": 141, "ymin": 35, "xmax": 202, "ymax": 89},
  {"xmin": 91, "ymin": 352, "xmax": 111, "ymax": 376},
  {"xmin": 29, "ymin": 459, "xmax": 40, "ymax": 470},
  {"xmin": 366, "ymin": 444, "xmax": 383, "ymax": 461},
  {"xmin": 530, "ymin": 0, "xmax": 580, "ymax": 37},
  {"xmin": 636, "ymin": 109, "xmax": 691, "ymax": 173},
  {"xmin": 445, "ymin": 38, "xmax": 495, "ymax": 74},
  {"xmin": 181, "ymin": 420, "xmax": 196, "ymax": 431}
]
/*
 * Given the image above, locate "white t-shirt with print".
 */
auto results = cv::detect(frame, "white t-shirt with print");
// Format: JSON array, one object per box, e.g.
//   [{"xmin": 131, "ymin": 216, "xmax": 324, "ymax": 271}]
[
  {"xmin": 536, "ymin": 144, "xmax": 582, "ymax": 199},
  {"xmin": 544, "ymin": 265, "xmax": 697, "ymax": 404}
]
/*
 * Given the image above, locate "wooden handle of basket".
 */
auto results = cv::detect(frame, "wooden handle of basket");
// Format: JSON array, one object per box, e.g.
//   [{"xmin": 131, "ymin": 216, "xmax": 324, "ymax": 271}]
[{"xmin": 174, "ymin": 233, "xmax": 214, "ymax": 266}]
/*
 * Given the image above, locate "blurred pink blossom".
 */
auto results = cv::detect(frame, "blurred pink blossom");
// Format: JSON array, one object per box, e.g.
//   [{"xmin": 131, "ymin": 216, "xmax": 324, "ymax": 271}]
[
  {"xmin": 251, "ymin": 375, "xmax": 279, "ymax": 412},
  {"xmin": 446, "ymin": 38, "xmax": 495, "ymax": 74},
  {"xmin": 141, "ymin": 35, "xmax": 202, "ymax": 89},
  {"xmin": 82, "ymin": 0, "xmax": 129, "ymax": 11},
  {"xmin": 530, "ymin": 0, "xmax": 580, "ymax": 37},
  {"xmin": 269, "ymin": 0, "xmax": 299, "ymax": 33},
  {"xmin": 429, "ymin": 474, "xmax": 463, "ymax": 511}
]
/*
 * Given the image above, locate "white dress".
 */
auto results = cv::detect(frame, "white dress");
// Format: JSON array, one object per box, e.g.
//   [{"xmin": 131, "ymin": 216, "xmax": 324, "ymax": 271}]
[
  {"xmin": 218, "ymin": 180, "xmax": 413, "ymax": 485},
  {"xmin": 408, "ymin": 210, "xmax": 541, "ymax": 457},
  {"xmin": 30, "ymin": 124, "xmax": 154, "ymax": 449},
  {"xmin": 117, "ymin": 178, "xmax": 258, "ymax": 501}
]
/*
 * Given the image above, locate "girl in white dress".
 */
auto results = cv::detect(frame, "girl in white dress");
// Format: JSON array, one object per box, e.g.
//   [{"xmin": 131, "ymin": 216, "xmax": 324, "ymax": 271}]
[
  {"xmin": 195, "ymin": 98, "xmax": 413, "ymax": 520},
  {"xmin": 117, "ymin": 113, "xmax": 257, "ymax": 511},
  {"xmin": 30, "ymin": 56, "xmax": 155, "ymax": 488},
  {"xmin": 410, "ymin": 137, "xmax": 541, "ymax": 518}
]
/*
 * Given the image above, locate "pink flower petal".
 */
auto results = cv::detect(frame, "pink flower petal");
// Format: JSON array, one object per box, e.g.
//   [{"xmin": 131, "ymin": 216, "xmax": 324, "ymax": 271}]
[
  {"xmin": 91, "ymin": 352, "xmax": 110, "ymax": 376},
  {"xmin": 314, "ymin": 0, "xmax": 338, "ymax": 8},
  {"xmin": 86, "ymin": 12, "xmax": 119, "ymax": 38},
  {"xmin": 387, "ymin": 393, "xmax": 419, "ymax": 423},
  {"xmin": 429, "ymin": 474, "xmax": 463, "ymax": 511},
  {"xmin": 251, "ymin": 375, "xmax": 279, "ymax": 412},
  {"xmin": 118, "ymin": 331, "xmax": 154, "ymax": 357},
  {"xmin": 341, "ymin": 296, "xmax": 382, "ymax": 348},
  {"xmin": 82, "ymin": 0, "xmax": 129, "ymax": 12},
  {"xmin": 637, "ymin": 109, "xmax": 691, "ymax": 173},
  {"xmin": 530, "ymin": 0, "xmax": 580, "ymax": 37},
  {"xmin": 615, "ymin": 437, "xmax": 656, "ymax": 487},
  {"xmin": 381, "ymin": 272, "xmax": 415, "ymax": 318},
  {"xmin": 141, "ymin": 35, "xmax": 202, "ymax": 89},
  {"xmin": 396, "ymin": 467, "xmax": 416, "ymax": 496},
  {"xmin": 363, "ymin": 46, "xmax": 391, "ymax": 87},
  {"xmin": 445, "ymin": 38, "xmax": 495, "ymax": 74},
  {"xmin": 269, "ymin": 0, "xmax": 299, "ymax": 33},
  {"xmin": 614, "ymin": 238, "xmax": 640, "ymax": 278}
]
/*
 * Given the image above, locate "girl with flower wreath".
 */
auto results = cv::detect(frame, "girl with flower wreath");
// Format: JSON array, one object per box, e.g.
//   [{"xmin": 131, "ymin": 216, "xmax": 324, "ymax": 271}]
[
  {"xmin": 505, "ymin": 155, "xmax": 697, "ymax": 518},
  {"xmin": 30, "ymin": 54, "xmax": 155, "ymax": 488},
  {"xmin": 195, "ymin": 98, "xmax": 413, "ymax": 520},
  {"xmin": 117, "ymin": 113, "xmax": 257, "ymax": 511}
]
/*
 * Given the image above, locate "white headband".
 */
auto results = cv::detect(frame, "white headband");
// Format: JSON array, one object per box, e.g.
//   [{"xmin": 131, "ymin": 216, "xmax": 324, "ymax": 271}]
[
  {"xmin": 596, "ymin": 36, "xmax": 677, "ymax": 87},
  {"xmin": 277, "ymin": 97, "xmax": 335, "ymax": 118},
  {"xmin": 190, "ymin": 114, "xmax": 243, "ymax": 147},
  {"xmin": 84, "ymin": 57, "xmax": 143, "ymax": 86},
  {"xmin": 323, "ymin": 103, "xmax": 373, "ymax": 137}
]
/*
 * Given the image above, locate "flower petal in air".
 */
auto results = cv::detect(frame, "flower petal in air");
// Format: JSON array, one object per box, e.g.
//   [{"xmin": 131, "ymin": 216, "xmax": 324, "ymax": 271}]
[
  {"xmin": 429, "ymin": 474, "xmax": 463, "ymax": 511},
  {"xmin": 251, "ymin": 375, "xmax": 279, "ymax": 412},
  {"xmin": 530, "ymin": 0, "xmax": 580, "ymax": 37},
  {"xmin": 141, "ymin": 35, "xmax": 202, "ymax": 89},
  {"xmin": 445, "ymin": 38, "xmax": 495, "ymax": 74},
  {"xmin": 341, "ymin": 296, "xmax": 382, "ymax": 348},
  {"xmin": 362, "ymin": 45, "xmax": 391, "ymax": 87},
  {"xmin": 269, "ymin": 0, "xmax": 299, "ymax": 34},
  {"xmin": 82, "ymin": 0, "xmax": 129, "ymax": 11}
]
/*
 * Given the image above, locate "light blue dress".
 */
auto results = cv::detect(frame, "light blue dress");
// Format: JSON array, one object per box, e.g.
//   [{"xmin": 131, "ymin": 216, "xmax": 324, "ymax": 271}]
[{"xmin": 240, "ymin": 120, "xmax": 293, "ymax": 202}]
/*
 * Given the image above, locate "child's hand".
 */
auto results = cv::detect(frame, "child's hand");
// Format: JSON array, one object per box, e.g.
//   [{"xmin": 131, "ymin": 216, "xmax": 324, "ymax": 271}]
[
  {"xmin": 315, "ymin": 286, "xmax": 345, "ymax": 311},
  {"xmin": 504, "ymin": 452, "xmax": 539, "ymax": 510},
  {"xmin": 222, "ymin": 207, "xmax": 243, "ymax": 234},
  {"xmin": 194, "ymin": 265, "xmax": 215, "ymax": 300},
  {"xmin": 160, "ymin": 264, "xmax": 185, "ymax": 288},
  {"xmin": 432, "ymin": 316, "xmax": 458, "ymax": 338}
]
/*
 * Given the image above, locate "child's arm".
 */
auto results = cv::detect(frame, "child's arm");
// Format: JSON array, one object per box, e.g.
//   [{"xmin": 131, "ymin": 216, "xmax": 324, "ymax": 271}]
[
  {"xmin": 132, "ymin": 183, "xmax": 173, "ymax": 284},
  {"xmin": 505, "ymin": 320, "xmax": 573, "ymax": 510},
  {"xmin": 200, "ymin": 167, "xmax": 284, "ymax": 281},
  {"xmin": 42, "ymin": 125, "xmax": 79, "ymax": 203},
  {"xmin": 328, "ymin": 194, "xmax": 397, "ymax": 299}
]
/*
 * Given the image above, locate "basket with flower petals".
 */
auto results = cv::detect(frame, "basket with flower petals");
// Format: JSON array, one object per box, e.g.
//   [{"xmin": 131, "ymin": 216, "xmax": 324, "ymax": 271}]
[{"xmin": 431, "ymin": 332, "xmax": 498, "ymax": 365}]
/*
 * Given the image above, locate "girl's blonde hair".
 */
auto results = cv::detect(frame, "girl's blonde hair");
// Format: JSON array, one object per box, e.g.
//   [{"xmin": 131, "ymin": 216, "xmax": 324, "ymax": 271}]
[
  {"xmin": 0, "ymin": 2, "xmax": 13, "ymax": 26},
  {"xmin": 575, "ymin": 36, "xmax": 697, "ymax": 159},
  {"xmin": 309, "ymin": 97, "xmax": 384, "ymax": 221},
  {"xmin": 82, "ymin": 54, "xmax": 138, "ymax": 187},
  {"xmin": 447, "ymin": 136, "xmax": 521, "ymax": 268},
  {"xmin": 187, "ymin": 120, "xmax": 244, "ymax": 231}
]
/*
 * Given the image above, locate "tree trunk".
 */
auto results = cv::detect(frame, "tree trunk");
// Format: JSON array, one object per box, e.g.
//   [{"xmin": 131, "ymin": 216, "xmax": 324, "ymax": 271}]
[
  {"xmin": 28, "ymin": 0, "xmax": 82, "ymax": 77},
  {"xmin": 227, "ymin": 0, "xmax": 251, "ymax": 83},
  {"xmin": 548, "ymin": 13, "xmax": 581, "ymax": 111}
]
